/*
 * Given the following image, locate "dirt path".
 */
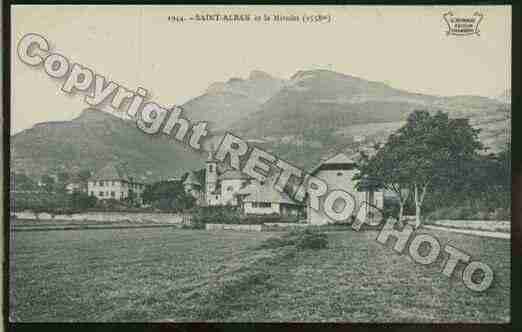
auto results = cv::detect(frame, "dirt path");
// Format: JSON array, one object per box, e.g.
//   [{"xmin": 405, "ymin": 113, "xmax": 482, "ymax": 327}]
[{"xmin": 423, "ymin": 225, "xmax": 510, "ymax": 239}]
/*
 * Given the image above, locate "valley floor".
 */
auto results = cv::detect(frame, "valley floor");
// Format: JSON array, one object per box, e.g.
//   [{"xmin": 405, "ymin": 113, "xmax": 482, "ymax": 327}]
[{"xmin": 9, "ymin": 223, "xmax": 510, "ymax": 322}]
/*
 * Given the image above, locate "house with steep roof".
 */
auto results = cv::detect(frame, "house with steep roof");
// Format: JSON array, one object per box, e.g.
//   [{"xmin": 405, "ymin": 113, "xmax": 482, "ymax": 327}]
[
  {"xmin": 87, "ymin": 162, "xmax": 146, "ymax": 204},
  {"xmin": 236, "ymin": 180, "xmax": 302, "ymax": 216},
  {"xmin": 307, "ymin": 152, "xmax": 384, "ymax": 225}
]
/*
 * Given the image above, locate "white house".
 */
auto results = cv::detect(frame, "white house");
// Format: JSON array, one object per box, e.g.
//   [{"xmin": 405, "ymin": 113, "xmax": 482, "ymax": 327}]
[
  {"xmin": 87, "ymin": 162, "xmax": 146, "ymax": 204},
  {"xmin": 65, "ymin": 182, "xmax": 85, "ymax": 194},
  {"xmin": 307, "ymin": 152, "xmax": 383, "ymax": 225},
  {"xmin": 236, "ymin": 180, "xmax": 302, "ymax": 216}
]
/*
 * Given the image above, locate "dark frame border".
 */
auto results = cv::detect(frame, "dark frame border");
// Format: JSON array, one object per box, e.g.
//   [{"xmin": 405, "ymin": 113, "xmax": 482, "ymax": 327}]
[{"xmin": 2, "ymin": 1, "xmax": 519, "ymax": 331}]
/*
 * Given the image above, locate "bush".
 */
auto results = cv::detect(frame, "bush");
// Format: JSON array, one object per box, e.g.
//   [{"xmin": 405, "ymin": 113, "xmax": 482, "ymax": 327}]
[
  {"xmin": 70, "ymin": 192, "xmax": 97, "ymax": 210},
  {"xmin": 293, "ymin": 229, "xmax": 328, "ymax": 249},
  {"xmin": 191, "ymin": 206, "xmax": 241, "ymax": 225},
  {"xmin": 381, "ymin": 198, "xmax": 401, "ymax": 221},
  {"xmin": 490, "ymin": 208, "xmax": 510, "ymax": 221},
  {"xmin": 181, "ymin": 222, "xmax": 205, "ymax": 230},
  {"xmin": 258, "ymin": 228, "xmax": 328, "ymax": 250},
  {"xmin": 426, "ymin": 205, "xmax": 511, "ymax": 221},
  {"xmin": 240, "ymin": 214, "xmax": 300, "ymax": 225},
  {"xmin": 96, "ymin": 198, "xmax": 128, "ymax": 210},
  {"xmin": 257, "ymin": 237, "xmax": 291, "ymax": 249}
]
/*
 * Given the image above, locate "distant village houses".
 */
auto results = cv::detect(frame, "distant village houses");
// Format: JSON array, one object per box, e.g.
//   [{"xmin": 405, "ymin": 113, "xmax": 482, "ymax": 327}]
[
  {"xmin": 182, "ymin": 151, "xmax": 385, "ymax": 221},
  {"xmin": 183, "ymin": 152, "xmax": 303, "ymax": 216}
]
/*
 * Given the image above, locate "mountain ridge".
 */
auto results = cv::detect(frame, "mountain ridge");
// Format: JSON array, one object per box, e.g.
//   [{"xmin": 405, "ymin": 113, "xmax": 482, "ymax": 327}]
[{"xmin": 11, "ymin": 69, "xmax": 510, "ymax": 178}]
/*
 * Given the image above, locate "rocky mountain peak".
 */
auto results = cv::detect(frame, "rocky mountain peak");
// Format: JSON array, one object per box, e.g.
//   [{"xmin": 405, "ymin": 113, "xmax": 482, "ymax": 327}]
[{"xmin": 248, "ymin": 70, "xmax": 274, "ymax": 81}]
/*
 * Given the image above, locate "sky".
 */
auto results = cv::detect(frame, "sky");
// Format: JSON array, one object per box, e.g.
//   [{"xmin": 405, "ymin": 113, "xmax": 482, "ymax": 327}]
[{"xmin": 11, "ymin": 5, "xmax": 511, "ymax": 134}]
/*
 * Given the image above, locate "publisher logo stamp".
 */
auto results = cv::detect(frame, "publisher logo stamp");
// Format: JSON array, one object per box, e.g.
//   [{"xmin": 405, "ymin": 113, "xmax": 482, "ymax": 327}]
[{"xmin": 443, "ymin": 11, "xmax": 483, "ymax": 36}]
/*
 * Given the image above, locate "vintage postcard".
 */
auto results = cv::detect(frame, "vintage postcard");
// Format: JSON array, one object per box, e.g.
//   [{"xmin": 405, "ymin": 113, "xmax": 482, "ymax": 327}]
[{"xmin": 8, "ymin": 5, "xmax": 511, "ymax": 322}]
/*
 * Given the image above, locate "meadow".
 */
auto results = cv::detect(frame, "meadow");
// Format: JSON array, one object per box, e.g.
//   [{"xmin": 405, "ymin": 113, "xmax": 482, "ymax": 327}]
[{"xmin": 9, "ymin": 223, "xmax": 510, "ymax": 322}]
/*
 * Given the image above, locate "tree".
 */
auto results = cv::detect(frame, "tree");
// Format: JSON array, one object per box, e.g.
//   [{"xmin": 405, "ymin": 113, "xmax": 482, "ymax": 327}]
[
  {"xmin": 406, "ymin": 111, "xmax": 482, "ymax": 227},
  {"xmin": 28, "ymin": 192, "xmax": 68, "ymax": 218},
  {"xmin": 355, "ymin": 144, "xmax": 411, "ymax": 224},
  {"xmin": 70, "ymin": 192, "xmax": 97, "ymax": 210},
  {"xmin": 11, "ymin": 173, "xmax": 37, "ymax": 191},
  {"xmin": 77, "ymin": 169, "xmax": 92, "ymax": 182},
  {"xmin": 41, "ymin": 175, "xmax": 56, "ymax": 191},
  {"xmin": 57, "ymin": 172, "xmax": 70, "ymax": 184},
  {"xmin": 357, "ymin": 110, "xmax": 483, "ymax": 228},
  {"xmin": 142, "ymin": 180, "xmax": 196, "ymax": 212}
]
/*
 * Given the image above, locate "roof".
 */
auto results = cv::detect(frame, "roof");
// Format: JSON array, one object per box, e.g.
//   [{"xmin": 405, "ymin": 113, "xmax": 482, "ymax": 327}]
[
  {"xmin": 184, "ymin": 171, "xmax": 202, "ymax": 186},
  {"xmin": 183, "ymin": 169, "xmax": 206, "ymax": 187},
  {"xmin": 323, "ymin": 153, "xmax": 356, "ymax": 164},
  {"xmin": 309, "ymin": 152, "xmax": 358, "ymax": 175},
  {"xmin": 356, "ymin": 177, "xmax": 382, "ymax": 191},
  {"xmin": 219, "ymin": 169, "xmax": 252, "ymax": 181},
  {"xmin": 90, "ymin": 163, "xmax": 130, "ymax": 181},
  {"xmin": 237, "ymin": 181, "xmax": 301, "ymax": 205}
]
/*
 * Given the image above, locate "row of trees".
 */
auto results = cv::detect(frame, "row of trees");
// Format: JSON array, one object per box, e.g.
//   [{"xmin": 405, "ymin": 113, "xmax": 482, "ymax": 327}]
[
  {"xmin": 356, "ymin": 110, "xmax": 510, "ymax": 228},
  {"xmin": 11, "ymin": 169, "xmax": 92, "ymax": 193},
  {"xmin": 11, "ymin": 191, "xmax": 97, "ymax": 217},
  {"xmin": 142, "ymin": 180, "xmax": 196, "ymax": 212}
]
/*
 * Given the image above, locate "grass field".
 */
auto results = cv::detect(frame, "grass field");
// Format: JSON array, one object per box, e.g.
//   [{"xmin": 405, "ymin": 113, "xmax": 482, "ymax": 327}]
[{"xmin": 9, "ymin": 224, "xmax": 510, "ymax": 322}]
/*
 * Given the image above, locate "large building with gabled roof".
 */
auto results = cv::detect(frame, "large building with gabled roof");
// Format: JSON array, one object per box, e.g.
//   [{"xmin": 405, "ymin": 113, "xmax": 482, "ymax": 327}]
[
  {"xmin": 307, "ymin": 152, "xmax": 383, "ymax": 225},
  {"xmin": 87, "ymin": 162, "xmax": 146, "ymax": 204}
]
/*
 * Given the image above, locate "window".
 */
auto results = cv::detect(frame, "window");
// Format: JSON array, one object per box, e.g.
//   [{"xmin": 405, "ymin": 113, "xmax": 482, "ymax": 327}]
[
  {"xmin": 209, "ymin": 165, "xmax": 213, "ymax": 172},
  {"xmin": 337, "ymin": 172, "xmax": 343, "ymax": 176},
  {"xmin": 99, "ymin": 181, "xmax": 104, "ymax": 186},
  {"xmin": 111, "ymin": 191, "xmax": 115, "ymax": 197},
  {"xmin": 227, "ymin": 186, "xmax": 234, "ymax": 192},
  {"xmin": 99, "ymin": 191, "xmax": 104, "ymax": 197},
  {"xmin": 253, "ymin": 202, "xmax": 271, "ymax": 208}
]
